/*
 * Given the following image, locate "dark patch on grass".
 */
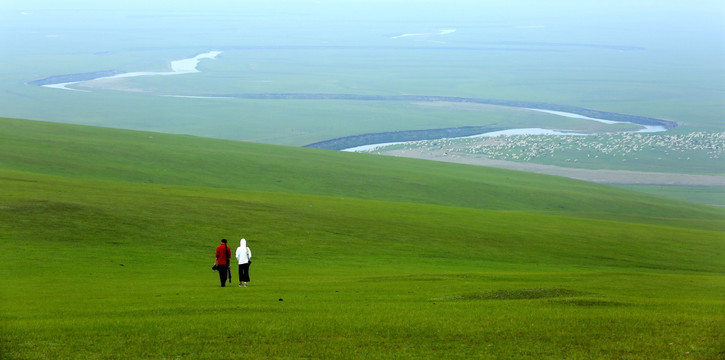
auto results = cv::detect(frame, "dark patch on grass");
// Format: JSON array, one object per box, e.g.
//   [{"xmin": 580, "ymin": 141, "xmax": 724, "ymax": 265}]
[
  {"xmin": 0, "ymin": 201, "xmax": 86, "ymax": 213},
  {"xmin": 362, "ymin": 273, "xmax": 490, "ymax": 283},
  {"xmin": 437, "ymin": 288, "xmax": 591, "ymax": 301},
  {"xmin": 0, "ymin": 176, "xmax": 39, "ymax": 183},
  {"xmin": 549, "ymin": 298, "xmax": 629, "ymax": 307}
]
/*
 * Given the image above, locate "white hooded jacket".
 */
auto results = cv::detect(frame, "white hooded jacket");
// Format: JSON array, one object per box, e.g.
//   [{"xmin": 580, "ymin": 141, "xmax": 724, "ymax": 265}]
[{"xmin": 236, "ymin": 238, "xmax": 252, "ymax": 264}]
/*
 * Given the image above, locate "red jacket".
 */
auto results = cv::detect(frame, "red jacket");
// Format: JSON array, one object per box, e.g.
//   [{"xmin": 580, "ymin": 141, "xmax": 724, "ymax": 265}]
[{"xmin": 215, "ymin": 244, "xmax": 231, "ymax": 265}]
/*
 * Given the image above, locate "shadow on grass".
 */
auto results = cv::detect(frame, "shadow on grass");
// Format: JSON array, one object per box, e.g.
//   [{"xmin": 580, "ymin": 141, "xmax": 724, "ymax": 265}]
[
  {"xmin": 434, "ymin": 288, "xmax": 633, "ymax": 306},
  {"xmin": 435, "ymin": 288, "xmax": 589, "ymax": 301}
]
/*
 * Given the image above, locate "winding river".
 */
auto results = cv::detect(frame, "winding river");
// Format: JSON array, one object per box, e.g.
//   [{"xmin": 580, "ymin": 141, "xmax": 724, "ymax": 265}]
[
  {"xmin": 341, "ymin": 110, "xmax": 668, "ymax": 153},
  {"xmin": 34, "ymin": 51, "xmax": 676, "ymax": 149},
  {"xmin": 38, "ymin": 51, "xmax": 222, "ymax": 91}
]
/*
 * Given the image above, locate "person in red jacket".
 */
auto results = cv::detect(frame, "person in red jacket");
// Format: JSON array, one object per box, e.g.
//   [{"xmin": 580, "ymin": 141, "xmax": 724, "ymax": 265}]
[{"xmin": 215, "ymin": 239, "xmax": 232, "ymax": 287}]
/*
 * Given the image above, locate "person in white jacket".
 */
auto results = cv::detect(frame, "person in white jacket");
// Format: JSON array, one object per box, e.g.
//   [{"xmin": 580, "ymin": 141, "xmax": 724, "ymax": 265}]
[{"xmin": 235, "ymin": 238, "xmax": 252, "ymax": 287}]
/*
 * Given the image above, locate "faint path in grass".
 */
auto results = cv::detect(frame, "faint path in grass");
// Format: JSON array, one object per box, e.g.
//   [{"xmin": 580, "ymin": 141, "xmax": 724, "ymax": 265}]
[{"xmin": 375, "ymin": 148, "xmax": 725, "ymax": 186}]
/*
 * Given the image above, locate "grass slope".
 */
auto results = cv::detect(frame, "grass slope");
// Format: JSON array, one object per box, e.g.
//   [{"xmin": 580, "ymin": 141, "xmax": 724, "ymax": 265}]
[
  {"xmin": 1, "ymin": 117, "xmax": 722, "ymax": 230},
  {"xmin": 1, "ymin": 118, "xmax": 723, "ymax": 359}
]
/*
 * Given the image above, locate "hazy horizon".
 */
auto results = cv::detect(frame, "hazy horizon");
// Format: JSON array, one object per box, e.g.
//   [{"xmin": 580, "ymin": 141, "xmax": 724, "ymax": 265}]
[{"xmin": 1, "ymin": 0, "xmax": 723, "ymax": 147}]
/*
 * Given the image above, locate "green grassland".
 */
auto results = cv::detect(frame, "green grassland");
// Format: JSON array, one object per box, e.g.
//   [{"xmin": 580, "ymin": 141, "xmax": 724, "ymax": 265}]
[
  {"xmin": 1, "ymin": 118, "xmax": 721, "ymax": 227},
  {"xmin": 1, "ymin": 118, "xmax": 723, "ymax": 359}
]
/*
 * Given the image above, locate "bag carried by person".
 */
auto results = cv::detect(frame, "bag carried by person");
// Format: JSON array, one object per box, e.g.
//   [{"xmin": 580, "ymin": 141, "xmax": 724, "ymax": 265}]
[{"xmin": 226, "ymin": 244, "xmax": 232, "ymax": 283}]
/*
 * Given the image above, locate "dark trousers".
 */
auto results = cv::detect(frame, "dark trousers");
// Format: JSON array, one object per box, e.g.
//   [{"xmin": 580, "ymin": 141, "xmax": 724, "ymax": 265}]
[
  {"xmin": 238, "ymin": 263, "xmax": 251, "ymax": 282},
  {"xmin": 217, "ymin": 264, "xmax": 229, "ymax": 286}
]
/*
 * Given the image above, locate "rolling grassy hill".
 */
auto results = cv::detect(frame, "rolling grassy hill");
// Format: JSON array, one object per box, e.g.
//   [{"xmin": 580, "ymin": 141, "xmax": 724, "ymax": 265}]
[
  {"xmin": 1, "ymin": 118, "xmax": 722, "ymax": 229},
  {"xmin": 1, "ymin": 117, "xmax": 723, "ymax": 359}
]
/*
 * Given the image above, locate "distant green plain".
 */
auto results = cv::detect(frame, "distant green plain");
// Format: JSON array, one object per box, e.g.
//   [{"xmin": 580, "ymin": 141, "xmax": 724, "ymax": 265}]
[{"xmin": 3, "ymin": 36, "xmax": 723, "ymax": 143}]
